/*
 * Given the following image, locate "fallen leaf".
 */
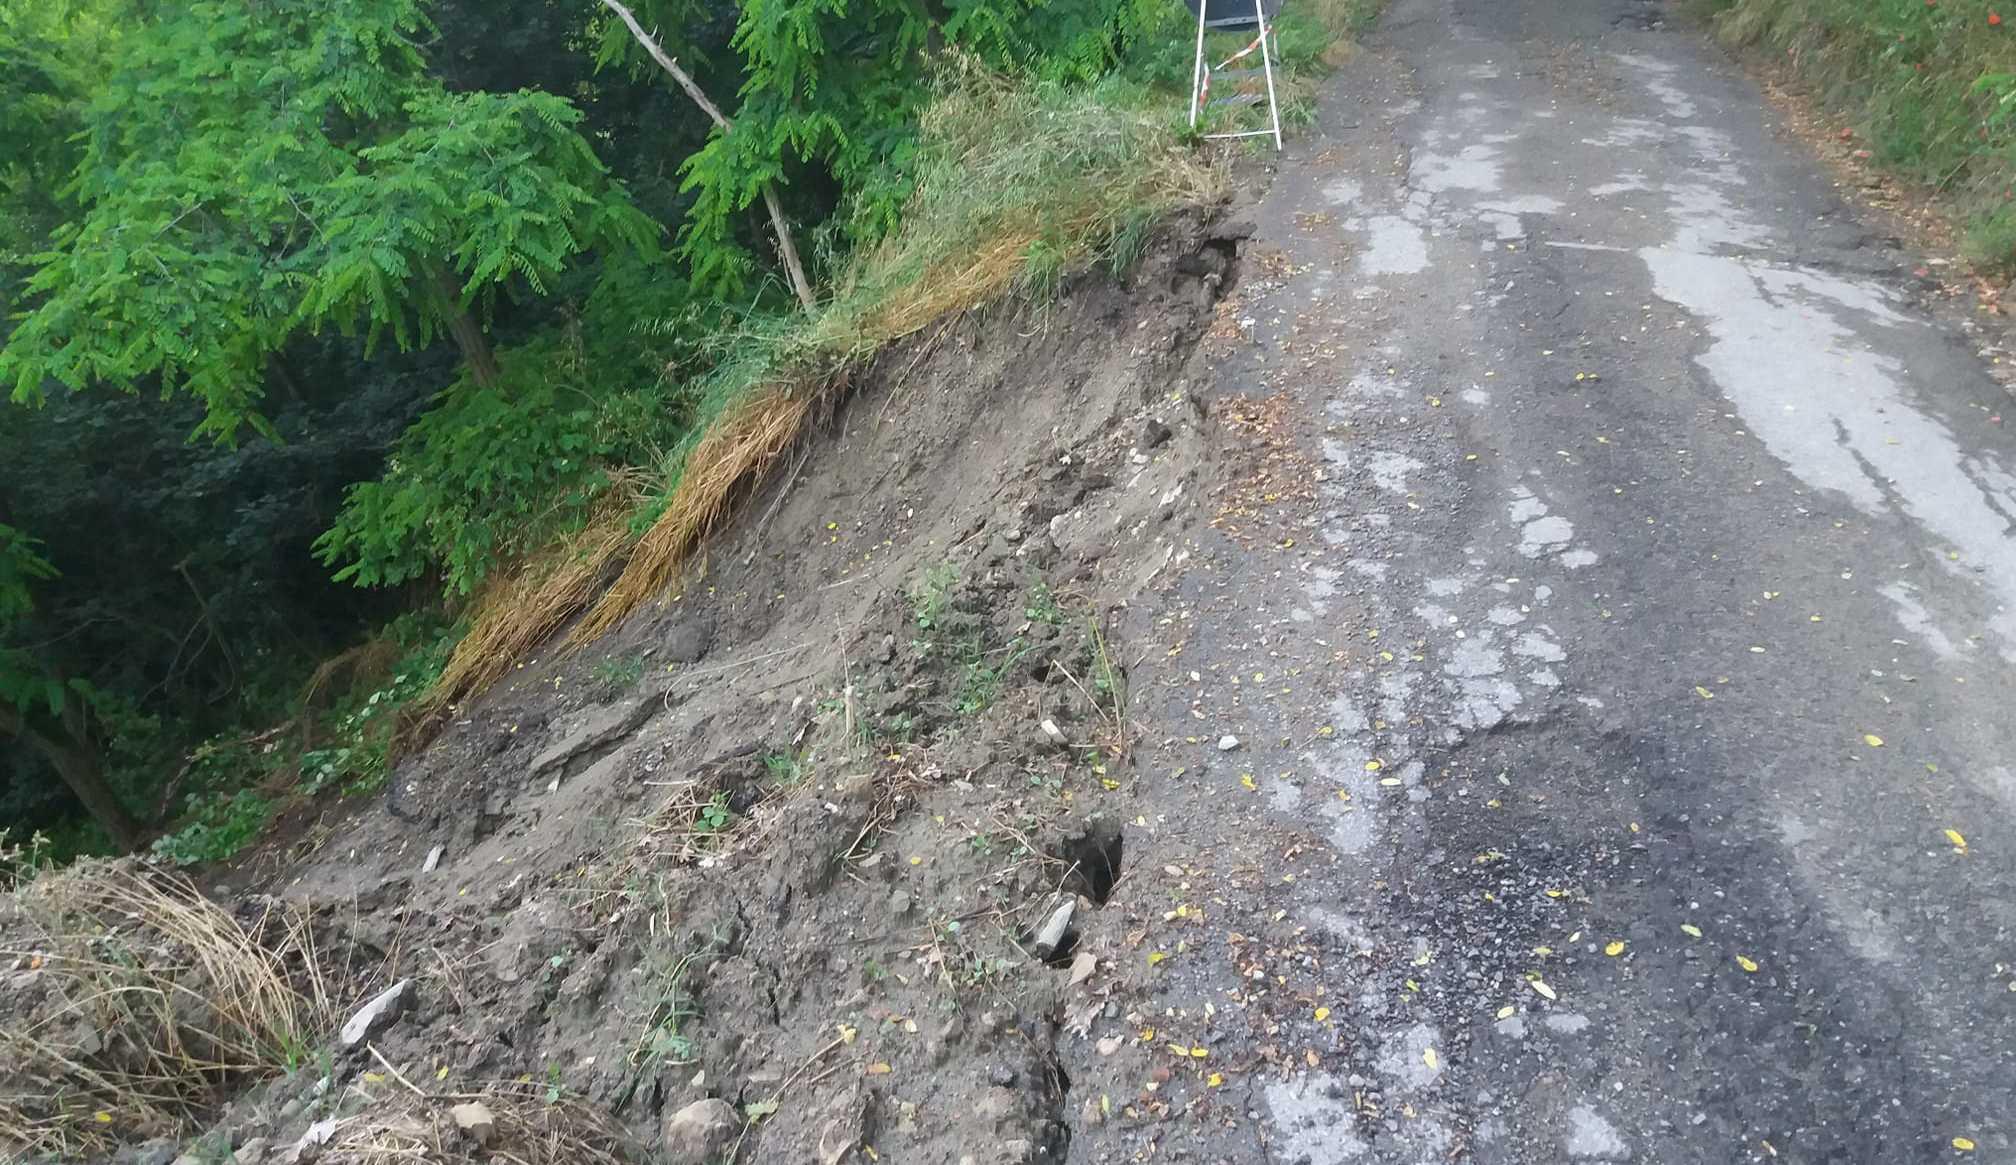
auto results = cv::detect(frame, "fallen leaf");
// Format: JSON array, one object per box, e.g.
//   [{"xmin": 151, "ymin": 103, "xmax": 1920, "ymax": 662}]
[
  {"xmin": 838, "ymin": 1024, "xmax": 858, "ymax": 1044},
  {"xmin": 1953, "ymin": 1136, "xmax": 1976, "ymax": 1151},
  {"xmin": 1207, "ymin": 1072, "xmax": 1224, "ymax": 1087},
  {"xmin": 1530, "ymin": 979, "xmax": 1557, "ymax": 1000},
  {"xmin": 1314, "ymin": 1006, "xmax": 1331, "ymax": 1021},
  {"xmin": 1605, "ymin": 941, "xmax": 1626, "ymax": 957},
  {"xmin": 1190, "ymin": 1046, "xmax": 1208, "ymax": 1058},
  {"xmin": 1495, "ymin": 1005, "xmax": 1515, "ymax": 1020},
  {"xmin": 744, "ymin": 1098, "xmax": 779, "ymax": 1120},
  {"xmin": 1423, "ymin": 1048, "xmax": 1439, "ymax": 1070},
  {"xmin": 1944, "ymin": 828, "xmax": 1968, "ymax": 851},
  {"xmin": 865, "ymin": 1062, "xmax": 892, "ymax": 1075},
  {"xmin": 1069, "ymin": 951, "xmax": 1098, "ymax": 986},
  {"xmin": 1695, "ymin": 686, "xmax": 1715, "ymax": 699},
  {"xmin": 1681, "ymin": 924, "xmax": 1703, "ymax": 938},
  {"xmin": 1864, "ymin": 734, "xmax": 1884, "ymax": 748},
  {"xmin": 1147, "ymin": 951, "xmax": 1167, "ymax": 967},
  {"xmin": 1736, "ymin": 955, "xmax": 1760, "ymax": 973},
  {"xmin": 1240, "ymin": 773, "xmax": 1257, "ymax": 791}
]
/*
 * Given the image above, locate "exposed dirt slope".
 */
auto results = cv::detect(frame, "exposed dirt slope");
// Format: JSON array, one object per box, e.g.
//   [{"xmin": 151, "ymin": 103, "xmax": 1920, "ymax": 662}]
[{"xmin": 2, "ymin": 215, "xmax": 1256, "ymax": 1165}]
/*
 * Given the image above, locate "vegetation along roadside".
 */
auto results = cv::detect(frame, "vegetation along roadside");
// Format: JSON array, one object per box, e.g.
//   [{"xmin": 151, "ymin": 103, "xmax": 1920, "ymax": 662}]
[{"xmin": 1703, "ymin": 0, "xmax": 2016, "ymax": 275}]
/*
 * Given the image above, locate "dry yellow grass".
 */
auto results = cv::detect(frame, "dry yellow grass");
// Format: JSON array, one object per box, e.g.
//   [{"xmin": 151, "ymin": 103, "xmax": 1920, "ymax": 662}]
[
  {"xmin": 0, "ymin": 862, "xmax": 331, "ymax": 1158},
  {"xmin": 571, "ymin": 387, "xmax": 811, "ymax": 645},
  {"xmin": 422, "ymin": 480, "xmax": 642, "ymax": 715}
]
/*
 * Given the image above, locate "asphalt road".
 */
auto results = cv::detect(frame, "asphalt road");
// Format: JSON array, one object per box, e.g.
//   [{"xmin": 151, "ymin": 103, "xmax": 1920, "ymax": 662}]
[{"xmin": 1093, "ymin": 1, "xmax": 2016, "ymax": 1162}]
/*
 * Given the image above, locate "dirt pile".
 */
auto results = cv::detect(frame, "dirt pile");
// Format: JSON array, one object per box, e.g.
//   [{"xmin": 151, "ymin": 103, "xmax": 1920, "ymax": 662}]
[{"xmin": 0, "ymin": 213, "xmax": 1250, "ymax": 1164}]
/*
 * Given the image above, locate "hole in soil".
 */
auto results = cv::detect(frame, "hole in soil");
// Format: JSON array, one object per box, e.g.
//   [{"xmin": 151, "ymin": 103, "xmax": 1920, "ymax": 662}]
[{"xmin": 1053, "ymin": 824, "xmax": 1123, "ymax": 905}]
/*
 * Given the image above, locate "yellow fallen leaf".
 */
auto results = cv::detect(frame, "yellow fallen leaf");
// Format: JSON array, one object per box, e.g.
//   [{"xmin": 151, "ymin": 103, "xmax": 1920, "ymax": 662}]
[
  {"xmin": 93, "ymin": 1112, "xmax": 112, "ymax": 1124},
  {"xmin": 363, "ymin": 1072, "xmax": 385, "ymax": 1084},
  {"xmin": 1240, "ymin": 773, "xmax": 1257, "ymax": 791},
  {"xmin": 1148, "ymin": 951, "xmax": 1167, "ymax": 966},
  {"xmin": 838, "ymin": 1024, "xmax": 858, "ymax": 1044},
  {"xmin": 1681, "ymin": 924, "xmax": 1703, "ymax": 938},
  {"xmin": 1944, "ymin": 829, "xmax": 1967, "ymax": 850},
  {"xmin": 1496, "ymin": 1005, "xmax": 1515, "ymax": 1019},
  {"xmin": 1314, "ymin": 1006, "xmax": 1331, "ymax": 1021},
  {"xmin": 866, "ymin": 1062, "xmax": 892, "ymax": 1075},
  {"xmin": 1191, "ymin": 1046, "xmax": 1209, "ymax": 1058},
  {"xmin": 1139, "ymin": 1027, "xmax": 1155, "ymax": 1040},
  {"xmin": 1379, "ymin": 777, "xmax": 1402, "ymax": 787},
  {"xmin": 1207, "ymin": 1073, "xmax": 1224, "ymax": 1087},
  {"xmin": 1423, "ymin": 1048, "xmax": 1439, "ymax": 1070},
  {"xmin": 1530, "ymin": 979, "xmax": 1557, "ymax": 1000},
  {"xmin": 1695, "ymin": 686, "xmax": 1714, "ymax": 699},
  {"xmin": 1605, "ymin": 941, "xmax": 1626, "ymax": 957},
  {"xmin": 1736, "ymin": 955, "xmax": 1760, "ymax": 973},
  {"xmin": 1863, "ymin": 734, "xmax": 1884, "ymax": 748},
  {"xmin": 1365, "ymin": 759, "xmax": 1384, "ymax": 772},
  {"xmin": 1953, "ymin": 1136, "xmax": 1976, "ymax": 1151},
  {"xmin": 436, "ymin": 1066, "xmax": 450, "ymax": 1080}
]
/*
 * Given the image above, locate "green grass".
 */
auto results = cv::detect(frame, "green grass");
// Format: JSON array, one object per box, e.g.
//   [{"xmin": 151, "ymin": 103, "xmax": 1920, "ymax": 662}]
[{"xmin": 1713, "ymin": 0, "xmax": 2016, "ymax": 272}]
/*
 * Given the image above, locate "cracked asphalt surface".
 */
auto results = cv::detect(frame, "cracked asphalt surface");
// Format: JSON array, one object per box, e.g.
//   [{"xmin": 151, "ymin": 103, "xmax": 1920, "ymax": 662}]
[{"xmin": 1083, "ymin": 1, "xmax": 2016, "ymax": 1161}]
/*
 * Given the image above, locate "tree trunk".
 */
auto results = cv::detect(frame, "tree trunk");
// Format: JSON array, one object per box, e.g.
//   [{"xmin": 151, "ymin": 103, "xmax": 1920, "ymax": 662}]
[
  {"xmin": 430, "ymin": 268, "xmax": 503, "ymax": 388},
  {"xmin": 599, "ymin": 0, "xmax": 818, "ymax": 312},
  {"xmin": 0, "ymin": 702, "xmax": 142, "ymax": 852}
]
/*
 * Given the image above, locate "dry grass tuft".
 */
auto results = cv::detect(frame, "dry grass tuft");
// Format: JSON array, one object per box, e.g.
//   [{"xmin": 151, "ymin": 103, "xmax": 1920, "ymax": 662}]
[
  {"xmin": 571, "ymin": 387, "xmax": 812, "ymax": 645},
  {"xmin": 420, "ymin": 479, "xmax": 644, "ymax": 718},
  {"xmin": 314, "ymin": 1083, "xmax": 639, "ymax": 1165},
  {"xmin": 0, "ymin": 862, "xmax": 332, "ymax": 1159}
]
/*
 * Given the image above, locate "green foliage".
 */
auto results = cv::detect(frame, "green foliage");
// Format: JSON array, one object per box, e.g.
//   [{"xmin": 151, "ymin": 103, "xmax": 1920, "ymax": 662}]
[
  {"xmin": 1718, "ymin": 0, "xmax": 2016, "ymax": 270},
  {"xmin": 912, "ymin": 562, "xmax": 958, "ymax": 630},
  {"xmin": 150, "ymin": 789, "xmax": 271, "ymax": 867},
  {"xmin": 0, "ymin": 0, "xmax": 656, "ymax": 439},
  {"xmin": 591, "ymin": 653, "xmax": 646, "ymax": 698}
]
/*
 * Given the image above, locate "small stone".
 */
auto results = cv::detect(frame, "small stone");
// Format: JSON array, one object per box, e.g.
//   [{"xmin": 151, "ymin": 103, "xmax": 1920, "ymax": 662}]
[
  {"xmin": 1217, "ymin": 735, "xmax": 1240, "ymax": 752},
  {"xmin": 1081, "ymin": 1097, "xmax": 1106, "ymax": 1126},
  {"xmin": 663, "ymin": 1098, "xmax": 739, "ymax": 1165},
  {"xmin": 338, "ymin": 980, "xmax": 410, "ymax": 1048},
  {"xmin": 1031, "ymin": 897, "xmax": 1076, "ymax": 959},
  {"xmin": 989, "ymin": 1063, "xmax": 1018, "ymax": 1087},
  {"xmin": 421, "ymin": 846, "xmax": 444, "ymax": 874},
  {"xmin": 450, "ymin": 1102, "xmax": 497, "ymax": 1147},
  {"xmin": 1039, "ymin": 719, "xmax": 1069, "ymax": 748},
  {"xmin": 290, "ymin": 1118, "xmax": 340, "ymax": 1164},
  {"xmin": 889, "ymin": 889, "xmax": 913, "ymax": 916}
]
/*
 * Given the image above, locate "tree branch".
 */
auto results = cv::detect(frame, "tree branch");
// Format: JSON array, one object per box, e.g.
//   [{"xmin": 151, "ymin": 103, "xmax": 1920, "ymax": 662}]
[{"xmin": 598, "ymin": 0, "xmax": 817, "ymax": 312}]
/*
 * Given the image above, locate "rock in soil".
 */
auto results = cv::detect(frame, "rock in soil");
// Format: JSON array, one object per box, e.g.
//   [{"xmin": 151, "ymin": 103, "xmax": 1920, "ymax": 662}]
[
  {"xmin": 663, "ymin": 1098, "xmax": 740, "ymax": 1164},
  {"xmin": 337, "ymin": 979, "xmax": 410, "ymax": 1048},
  {"xmin": 450, "ymin": 1101, "xmax": 497, "ymax": 1147}
]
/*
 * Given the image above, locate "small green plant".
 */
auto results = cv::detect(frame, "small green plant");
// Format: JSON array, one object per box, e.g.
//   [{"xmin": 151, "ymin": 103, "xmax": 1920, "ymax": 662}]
[
  {"xmin": 150, "ymin": 789, "xmax": 272, "ymax": 866},
  {"xmin": 591, "ymin": 653, "xmax": 646, "ymax": 698},
  {"xmin": 956, "ymin": 638, "xmax": 1033, "ymax": 716},
  {"xmin": 912, "ymin": 562, "xmax": 958, "ymax": 631},
  {"xmin": 1024, "ymin": 583, "xmax": 1064, "ymax": 625},
  {"xmin": 969, "ymin": 832, "xmax": 996, "ymax": 856},
  {"xmin": 694, "ymin": 791, "xmax": 734, "ymax": 836},
  {"xmin": 763, "ymin": 751, "xmax": 802, "ymax": 783}
]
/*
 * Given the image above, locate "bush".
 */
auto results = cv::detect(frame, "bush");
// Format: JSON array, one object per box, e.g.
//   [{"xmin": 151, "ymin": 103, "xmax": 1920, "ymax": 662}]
[{"xmin": 1718, "ymin": 0, "xmax": 2016, "ymax": 271}]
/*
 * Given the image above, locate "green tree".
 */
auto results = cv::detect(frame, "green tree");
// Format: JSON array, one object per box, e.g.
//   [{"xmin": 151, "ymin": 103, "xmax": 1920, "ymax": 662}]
[{"xmin": 0, "ymin": 0, "xmax": 658, "ymax": 440}]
